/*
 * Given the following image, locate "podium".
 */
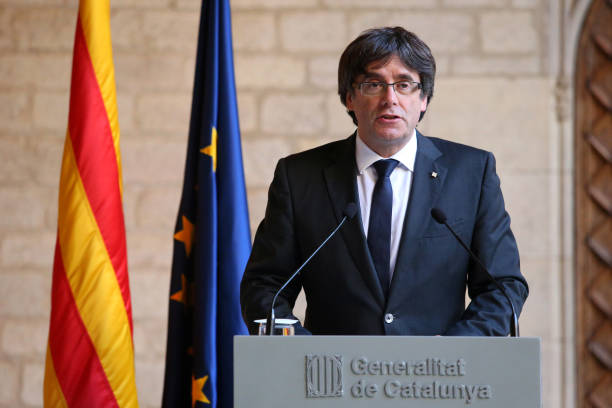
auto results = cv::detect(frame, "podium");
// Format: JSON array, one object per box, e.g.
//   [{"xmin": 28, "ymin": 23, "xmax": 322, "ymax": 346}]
[{"xmin": 234, "ymin": 336, "xmax": 541, "ymax": 407}]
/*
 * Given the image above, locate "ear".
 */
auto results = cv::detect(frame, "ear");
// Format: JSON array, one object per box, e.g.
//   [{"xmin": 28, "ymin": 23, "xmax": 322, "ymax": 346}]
[
  {"xmin": 346, "ymin": 92, "xmax": 355, "ymax": 111},
  {"xmin": 420, "ymin": 96, "xmax": 428, "ymax": 113}
]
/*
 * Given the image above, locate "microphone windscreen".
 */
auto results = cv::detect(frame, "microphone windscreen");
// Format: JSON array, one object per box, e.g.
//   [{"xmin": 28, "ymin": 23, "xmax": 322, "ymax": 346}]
[
  {"xmin": 430, "ymin": 208, "xmax": 447, "ymax": 224},
  {"xmin": 343, "ymin": 202, "xmax": 358, "ymax": 219}
]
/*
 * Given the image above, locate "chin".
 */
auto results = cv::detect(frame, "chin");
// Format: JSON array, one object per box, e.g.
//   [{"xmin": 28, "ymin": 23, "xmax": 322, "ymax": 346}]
[{"xmin": 375, "ymin": 131, "xmax": 408, "ymax": 143}]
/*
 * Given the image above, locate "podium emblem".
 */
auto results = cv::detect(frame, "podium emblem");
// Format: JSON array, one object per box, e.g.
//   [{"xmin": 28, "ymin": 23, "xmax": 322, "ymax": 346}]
[{"xmin": 305, "ymin": 354, "xmax": 343, "ymax": 397}]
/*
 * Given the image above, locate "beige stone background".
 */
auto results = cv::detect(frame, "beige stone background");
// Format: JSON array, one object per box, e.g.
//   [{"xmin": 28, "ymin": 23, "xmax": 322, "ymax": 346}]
[{"xmin": 0, "ymin": 0, "xmax": 585, "ymax": 406}]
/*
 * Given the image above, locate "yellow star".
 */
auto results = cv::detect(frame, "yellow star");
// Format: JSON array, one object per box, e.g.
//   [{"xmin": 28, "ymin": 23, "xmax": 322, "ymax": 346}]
[
  {"xmin": 170, "ymin": 273, "xmax": 188, "ymax": 304},
  {"xmin": 192, "ymin": 374, "xmax": 210, "ymax": 406},
  {"xmin": 174, "ymin": 215, "xmax": 194, "ymax": 256},
  {"xmin": 200, "ymin": 127, "xmax": 217, "ymax": 172}
]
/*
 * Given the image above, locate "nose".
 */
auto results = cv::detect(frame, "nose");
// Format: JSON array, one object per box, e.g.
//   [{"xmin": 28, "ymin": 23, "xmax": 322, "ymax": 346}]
[{"xmin": 381, "ymin": 84, "xmax": 398, "ymax": 105}]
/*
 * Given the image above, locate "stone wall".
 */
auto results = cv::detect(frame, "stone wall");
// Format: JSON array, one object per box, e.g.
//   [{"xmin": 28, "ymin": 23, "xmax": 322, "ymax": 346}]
[{"xmin": 0, "ymin": 0, "xmax": 568, "ymax": 406}]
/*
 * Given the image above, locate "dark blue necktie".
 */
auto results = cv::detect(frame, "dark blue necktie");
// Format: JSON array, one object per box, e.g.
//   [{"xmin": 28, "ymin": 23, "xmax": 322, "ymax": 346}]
[{"xmin": 367, "ymin": 159, "xmax": 399, "ymax": 296}]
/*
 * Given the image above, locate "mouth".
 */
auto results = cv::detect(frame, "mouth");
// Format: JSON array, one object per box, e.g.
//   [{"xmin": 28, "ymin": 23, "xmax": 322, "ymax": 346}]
[{"xmin": 376, "ymin": 114, "xmax": 402, "ymax": 123}]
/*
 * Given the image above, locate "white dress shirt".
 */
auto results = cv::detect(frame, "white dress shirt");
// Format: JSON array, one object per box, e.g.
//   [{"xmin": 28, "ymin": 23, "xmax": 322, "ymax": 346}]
[{"xmin": 355, "ymin": 130, "xmax": 417, "ymax": 277}]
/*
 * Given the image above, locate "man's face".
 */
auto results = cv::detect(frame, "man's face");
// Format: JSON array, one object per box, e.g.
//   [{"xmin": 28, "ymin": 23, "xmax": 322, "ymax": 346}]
[{"xmin": 346, "ymin": 55, "xmax": 428, "ymax": 157}]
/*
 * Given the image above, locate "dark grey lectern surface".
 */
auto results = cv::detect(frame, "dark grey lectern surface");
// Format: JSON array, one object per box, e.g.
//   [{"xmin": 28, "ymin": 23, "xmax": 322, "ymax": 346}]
[{"xmin": 234, "ymin": 336, "xmax": 541, "ymax": 407}]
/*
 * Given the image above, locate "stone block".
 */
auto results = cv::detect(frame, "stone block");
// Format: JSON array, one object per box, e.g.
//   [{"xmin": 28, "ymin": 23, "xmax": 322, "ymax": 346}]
[
  {"xmin": 350, "ymin": 12, "xmax": 475, "ymax": 53},
  {"xmin": 0, "ymin": 8, "xmax": 13, "ymax": 50},
  {"xmin": 1, "ymin": 232, "xmax": 56, "ymax": 268},
  {"xmin": 480, "ymin": 11, "xmax": 538, "ymax": 53},
  {"xmin": 308, "ymin": 56, "xmax": 339, "ymax": 90},
  {"xmin": 547, "ymin": 172, "xmax": 568, "ymax": 258},
  {"xmin": 442, "ymin": 0, "xmax": 505, "ymax": 6},
  {"xmin": 0, "ymin": 361, "xmax": 18, "ymax": 404},
  {"xmin": 280, "ymin": 12, "xmax": 346, "ymax": 52},
  {"xmin": 237, "ymin": 92, "xmax": 257, "ymax": 132},
  {"xmin": 425, "ymin": 78, "xmax": 550, "ymax": 171},
  {"xmin": 121, "ymin": 186, "xmax": 141, "ymax": 230},
  {"xmin": 13, "ymin": 7, "xmax": 75, "ymax": 51},
  {"xmin": 453, "ymin": 55, "xmax": 540, "ymax": 75},
  {"xmin": 31, "ymin": 137, "xmax": 64, "ymax": 187},
  {"xmin": 114, "ymin": 53, "xmax": 192, "ymax": 92},
  {"xmin": 142, "ymin": 11, "xmax": 199, "ymax": 52},
  {"xmin": 0, "ymin": 0, "xmax": 64, "ymax": 3},
  {"xmin": 22, "ymin": 363, "xmax": 44, "ymax": 407},
  {"xmin": 242, "ymin": 138, "xmax": 293, "ymax": 188},
  {"xmin": 2, "ymin": 320, "xmax": 48, "ymax": 355},
  {"xmin": 127, "ymin": 229, "xmax": 173, "ymax": 270},
  {"xmin": 432, "ymin": 55, "xmax": 450, "ymax": 77},
  {"xmin": 0, "ymin": 187, "xmax": 50, "ymax": 230},
  {"xmin": 117, "ymin": 0, "xmax": 169, "ymax": 7},
  {"xmin": 0, "ymin": 92, "xmax": 30, "ymax": 131},
  {"xmin": 512, "ymin": 0, "xmax": 539, "ymax": 7},
  {"xmin": 134, "ymin": 359, "xmax": 165, "ymax": 408},
  {"xmin": 323, "ymin": 0, "xmax": 436, "ymax": 7},
  {"xmin": 133, "ymin": 319, "xmax": 167, "ymax": 358},
  {"xmin": 232, "ymin": 12, "xmax": 276, "ymax": 51},
  {"xmin": 0, "ymin": 54, "xmax": 72, "ymax": 90},
  {"xmin": 235, "ymin": 55, "xmax": 306, "ymax": 90},
  {"xmin": 246, "ymin": 187, "xmax": 268, "ymax": 235},
  {"xmin": 45, "ymin": 194, "xmax": 59, "ymax": 231},
  {"xmin": 326, "ymin": 92, "xmax": 354, "ymax": 136},
  {"xmin": 416, "ymin": 110, "xmax": 433, "ymax": 137},
  {"xmin": 516, "ymin": 258, "xmax": 556, "ymax": 339},
  {"xmin": 33, "ymin": 91, "xmax": 69, "ymax": 130},
  {"xmin": 261, "ymin": 94, "xmax": 325, "ymax": 135},
  {"xmin": 121, "ymin": 139, "xmax": 186, "ymax": 185},
  {"xmin": 500, "ymin": 172, "xmax": 550, "ymax": 258},
  {"xmin": 540, "ymin": 339, "xmax": 563, "ymax": 408},
  {"xmin": 110, "ymin": 9, "xmax": 145, "ymax": 51},
  {"xmin": 0, "ymin": 137, "xmax": 33, "ymax": 184},
  {"xmin": 116, "ymin": 93, "xmax": 136, "ymax": 132},
  {"xmin": 294, "ymin": 134, "xmax": 339, "ymax": 153},
  {"xmin": 130, "ymin": 270, "xmax": 170, "ymax": 319},
  {"xmin": 134, "ymin": 318, "xmax": 168, "ymax": 360},
  {"xmin": 176, "ymin": 0, "xmax": 201, "ymax": 10},
  {"xmin": 135, "ymin": 187, "xmax": 180, "ymax": 230},
  {"xmin": 134, "ymin": 92, "xmax": 191, "ymax": 133},
  {"xmin": 231, "ymin": 0, "xmax": 317, "ymax": 9},
  {"xmin": 0, "ymin": 273, "xmax": 50, "ymax": 319}
]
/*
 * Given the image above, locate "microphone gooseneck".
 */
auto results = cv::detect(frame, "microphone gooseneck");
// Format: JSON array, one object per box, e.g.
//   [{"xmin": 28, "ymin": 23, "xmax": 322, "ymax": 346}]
[
  {"xmin": 266, "ymin": 203, "xmax": 357, "ymax": 335},
  {"xmin": 430, "ymin": 208, "xmax": 520, "ymax": 337}
]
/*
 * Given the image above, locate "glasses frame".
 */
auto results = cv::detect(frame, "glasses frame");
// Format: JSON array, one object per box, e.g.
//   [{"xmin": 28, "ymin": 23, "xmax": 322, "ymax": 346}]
[{"xmin": 357, "ymin": 80, "xmax": 422, "ymax": 96}]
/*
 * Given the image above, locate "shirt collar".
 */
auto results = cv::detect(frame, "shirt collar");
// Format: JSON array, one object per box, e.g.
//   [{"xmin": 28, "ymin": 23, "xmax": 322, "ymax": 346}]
[{"xmin": 355, "ymin": 129, "xmax": 418, "ymax": 174}]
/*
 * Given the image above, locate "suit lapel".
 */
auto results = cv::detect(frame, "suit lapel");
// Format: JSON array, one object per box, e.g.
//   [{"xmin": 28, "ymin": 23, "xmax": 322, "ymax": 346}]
[
  {"xmin": 389, "ymin": 132, "xmax": 447, "ymax": 298},
  {"xmin": 323, "ymin": 135, "xmax": 386, "ymax": 306}
]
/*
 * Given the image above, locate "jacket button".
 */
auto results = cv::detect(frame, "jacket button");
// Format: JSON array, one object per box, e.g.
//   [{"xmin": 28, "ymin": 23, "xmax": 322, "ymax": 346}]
[{"xmin": 384, "ymin": 313, "xmax": 394, "ymax": 324}]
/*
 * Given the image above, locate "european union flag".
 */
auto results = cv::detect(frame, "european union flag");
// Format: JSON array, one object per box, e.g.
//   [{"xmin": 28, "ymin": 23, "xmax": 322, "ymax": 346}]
[{"xmin": 162, "ymin": 0, "xmax": 250, "ymax": 407}]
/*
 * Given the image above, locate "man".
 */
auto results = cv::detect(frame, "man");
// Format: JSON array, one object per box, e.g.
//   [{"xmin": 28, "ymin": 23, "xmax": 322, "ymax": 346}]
[{"xmin": 240, "ymin": 27, "xmax": 528, "ymax": 336}]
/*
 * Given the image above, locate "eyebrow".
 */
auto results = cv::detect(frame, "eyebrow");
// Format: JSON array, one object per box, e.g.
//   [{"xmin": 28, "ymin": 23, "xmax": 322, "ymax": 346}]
[{"xmin": 362, "ymin": 71, "xmax": 416, "ymax": 81}]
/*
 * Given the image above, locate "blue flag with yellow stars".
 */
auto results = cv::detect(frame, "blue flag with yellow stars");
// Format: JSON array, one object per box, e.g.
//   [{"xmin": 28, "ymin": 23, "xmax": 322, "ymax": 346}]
[{"xmin": 162, "ymin": 0, "xmax": 250, "ymax": 407}]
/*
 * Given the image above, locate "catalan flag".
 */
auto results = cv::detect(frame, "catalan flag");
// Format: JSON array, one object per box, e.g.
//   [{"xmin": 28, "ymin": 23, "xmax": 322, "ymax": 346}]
[
  {"xmin": 43, "ymin": 1, "xmax": 138, "ymax": 407},
  {"xmin": 161, "ymin": 0, "xmax": 251, "ymax": 407}
]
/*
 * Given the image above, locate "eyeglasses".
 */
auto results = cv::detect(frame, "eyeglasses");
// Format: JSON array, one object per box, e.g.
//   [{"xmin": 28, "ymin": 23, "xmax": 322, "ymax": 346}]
[{"xmin": 357, "ymin": 81, "xmax": 422, "ymax": 96}]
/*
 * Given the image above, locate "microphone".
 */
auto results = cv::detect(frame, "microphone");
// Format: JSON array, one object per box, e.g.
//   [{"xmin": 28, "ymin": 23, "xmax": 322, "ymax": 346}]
[
  {"xmin": 266, "ymin": 203, "xmax": 358, "ymax": 335},
  {"xmin": 430, "ymin": 208, "xmax": 520, "ymax": 337}
]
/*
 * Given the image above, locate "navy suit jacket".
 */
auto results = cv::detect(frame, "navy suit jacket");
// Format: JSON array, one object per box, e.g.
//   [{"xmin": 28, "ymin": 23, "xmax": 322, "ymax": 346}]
[{"xmin": 240, "ymin": 132, "xmax": 528, "ymax": 336}]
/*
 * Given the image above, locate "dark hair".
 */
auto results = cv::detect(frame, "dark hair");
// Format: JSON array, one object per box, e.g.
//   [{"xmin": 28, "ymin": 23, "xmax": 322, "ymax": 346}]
[{"xmin": 338, "ymin": 27, "xmax": 436, "ymax": 125}]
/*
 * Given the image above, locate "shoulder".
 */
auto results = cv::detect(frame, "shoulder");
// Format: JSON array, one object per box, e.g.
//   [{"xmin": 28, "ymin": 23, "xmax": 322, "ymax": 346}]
[
  {"xmin": 419, "ymin": 134, "xmax": 494, "ymax": 167},
  {"xmin": 425, "ymin": 135, "xmax": 490, "ymax": 158},
  {"xmin": 281, "ymin": 135, "xmax": 355, "ymax": 169},
  {"xmin": 287, "ymin": 135, "xmax": 353, "ymax": 160}
]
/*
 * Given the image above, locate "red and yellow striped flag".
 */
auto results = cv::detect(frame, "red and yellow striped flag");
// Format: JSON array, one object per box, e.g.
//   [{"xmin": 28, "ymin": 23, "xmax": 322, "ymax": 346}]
[{"xmin": 44, "ymin": 1, "xmax": 138, "ymax": 407}]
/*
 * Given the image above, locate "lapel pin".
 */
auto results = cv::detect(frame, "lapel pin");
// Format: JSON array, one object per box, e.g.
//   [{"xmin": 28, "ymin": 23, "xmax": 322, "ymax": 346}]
[{"xmin": 431, "ymin": 171, "xmax": 438, "ymax": 178}]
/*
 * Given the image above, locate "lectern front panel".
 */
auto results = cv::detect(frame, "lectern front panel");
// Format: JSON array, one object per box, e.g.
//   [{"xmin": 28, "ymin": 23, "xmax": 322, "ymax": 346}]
[{"xmin": 234, "ymin": 336, "xmax": 540, "ymax": 407}]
